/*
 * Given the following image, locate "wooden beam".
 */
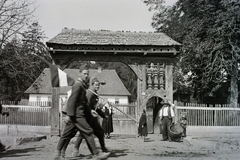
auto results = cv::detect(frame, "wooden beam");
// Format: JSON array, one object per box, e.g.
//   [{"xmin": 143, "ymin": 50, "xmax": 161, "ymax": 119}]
[
  {"xmin": 49, "ymin": 49, "xmax": 179, "ymax": 55},
  {"xmin": 51, "ymin": 55, "xmax": 175, "ymax": 65},
  {"xmin": 51, "ymin": 87, "xmax": 60, "ymax": 136}
]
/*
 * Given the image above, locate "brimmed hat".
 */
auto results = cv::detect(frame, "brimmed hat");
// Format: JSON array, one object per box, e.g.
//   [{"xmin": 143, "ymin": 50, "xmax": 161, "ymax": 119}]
[{"xmin": 161, "ymin": 99, "xmax": 170, "ymax": 105}]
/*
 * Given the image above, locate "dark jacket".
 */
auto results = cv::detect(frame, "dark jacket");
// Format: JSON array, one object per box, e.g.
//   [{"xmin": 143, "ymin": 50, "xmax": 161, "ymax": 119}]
[
  {"xmin": 66, "ymin": 79, "xmax": 90, "ymax": 117},
  {"xmin": 102, "ymin": 106, "xmax": 114, "ymax": 134},
  {"xmin": 138, "ymin": 112, "xmax": 148, "ymax": 136},
  {"xmin": 85, "ymin": 88, "xmax": 106, "ymax": 119}
]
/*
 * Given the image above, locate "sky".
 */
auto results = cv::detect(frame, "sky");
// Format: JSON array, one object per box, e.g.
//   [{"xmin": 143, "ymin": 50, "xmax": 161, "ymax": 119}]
[{"xmin": 33, "ymin": 0, "xmax": 177, "ymax": 41}]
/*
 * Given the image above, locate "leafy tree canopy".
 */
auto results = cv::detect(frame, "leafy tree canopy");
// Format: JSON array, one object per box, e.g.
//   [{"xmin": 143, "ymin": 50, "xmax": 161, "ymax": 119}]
[
  {"xmin": 144, "ymin": 0, "xmax": 239, "ymax": 103},
  {"xmin": 0, "ymin": 22, "xmax": 49, "ymax": 102}
]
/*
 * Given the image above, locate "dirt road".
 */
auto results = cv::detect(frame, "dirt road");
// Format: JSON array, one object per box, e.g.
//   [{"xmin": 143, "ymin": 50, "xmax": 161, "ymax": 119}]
[{"xmin": 0, "ymin": 132, "xmax": 240, "ymax": 160}]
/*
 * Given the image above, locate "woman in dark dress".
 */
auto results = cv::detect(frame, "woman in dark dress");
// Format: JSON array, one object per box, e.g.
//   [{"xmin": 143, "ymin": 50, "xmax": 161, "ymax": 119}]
[
  {"xmin": 138, "ymin": 109, "xmax": 148, "ymax": 141},
  {"xmin": 102, "ymin": 103, "xmax": 114, "ymax": 138}
]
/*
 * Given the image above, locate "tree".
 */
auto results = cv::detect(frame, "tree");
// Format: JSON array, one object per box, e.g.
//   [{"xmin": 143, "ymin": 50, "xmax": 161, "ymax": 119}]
[
  {"xmin": 144, "ymin": 0, "xmax": 240, "ymax": 106},
  {"xmin": 0, "ymin": 0, "xmax": 35, "ymax": 52},
  {"xmin": 0, "ymin": 22, "xmax": 49, "ymax": 101}
]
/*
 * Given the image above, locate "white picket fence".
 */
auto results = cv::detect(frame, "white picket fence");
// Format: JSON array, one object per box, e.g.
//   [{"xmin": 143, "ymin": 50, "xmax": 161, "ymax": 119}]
[
  {"xmin": 0, "ymin": 105, "xmax": 51, "ymax": 126},
  {"xmin": 1, "ymin": 101, "xmax": 240, "ymax": 135},
  {"xmin": 176, "ymin": 103, "xmax": 240, "ymax": 126}
]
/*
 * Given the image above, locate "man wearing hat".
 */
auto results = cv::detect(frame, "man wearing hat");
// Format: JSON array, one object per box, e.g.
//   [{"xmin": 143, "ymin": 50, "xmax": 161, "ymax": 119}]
[
  {"xmin": 70, "ymin": 77, "xmax": 110, "ymax": 157},
  {"xmin": 54, "ymin": 64, "xmax": 109, "ymax": 160},
  {"xmin": 159, "ymin": 98, "xmax": 175, "ymax": 142}
]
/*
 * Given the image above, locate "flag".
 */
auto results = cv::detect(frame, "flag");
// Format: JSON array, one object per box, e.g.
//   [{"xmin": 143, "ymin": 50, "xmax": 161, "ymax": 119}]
[
  {"xmin": 49, "ymin": 64, "xmax": 75, "ymax": 87},
  {"xmin": 29, "ymin": 53, "xmax": 75, "ymax": 87},
  {"xmin": 62, "ymin": 89, "xmax": 72, "ymax": 114}
]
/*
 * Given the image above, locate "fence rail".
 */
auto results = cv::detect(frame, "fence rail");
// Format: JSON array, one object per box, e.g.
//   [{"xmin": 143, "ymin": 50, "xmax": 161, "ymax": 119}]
[
  {"xmin": 0, "ymin": 100, "xmax": 51, "ymax": 107},
  {"xmin": 176, "ymin": 105, "xmax": 240, "ymax": 126},
  {"xmin": 176, "ymin": 102, "xmax": 240, "ymax": 108},
  {"xmin": 2, "ymin": 100, "xmax": 240, "ymax": 127},
  {"xmin": 111, "ymin": 103, "xmax": 137, "ymax": 122},
  {"xmin": 0, "ymin": 105, "xmax": 51, "ymax": 126}
]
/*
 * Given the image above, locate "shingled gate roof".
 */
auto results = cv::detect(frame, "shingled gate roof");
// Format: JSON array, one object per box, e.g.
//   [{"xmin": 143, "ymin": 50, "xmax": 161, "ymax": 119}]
[
  {"xmin": 25, "ymin": 68, "xmax": 131, "ymax": 96},
  {"xmin": 46, "ymin": 28, "xmax": 181, "ymax": 46}
]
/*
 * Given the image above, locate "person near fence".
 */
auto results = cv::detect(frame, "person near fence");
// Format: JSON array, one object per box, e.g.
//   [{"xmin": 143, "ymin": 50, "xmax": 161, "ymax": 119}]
[
  {"xmin": 70, "ymin": 78, "xmax": 110, "ymax": 157},
  {"xmin": 180, "ymin": 114, "xmax": 187, "ymax": 138},
  {"xmin": 138, "ymin": 109, "xmax": 148, "ymax": 141},
  {"xmin": 102, "ymin": 102, "xmax": 114, "ymax": 138},
  {"xmin": 0, "ymin": 103, "xmax": 9, "ymax": 117},
  {"xmin": 53, "ymin": 64, "xmax": 110, "ymax": 160},
  {"xmin": 159, "ymin": 98, "xmax": 175, "ymax": 142},
  {"xmin": 0, "ymin": 103, "xmax": 10, "ymax": 152}
]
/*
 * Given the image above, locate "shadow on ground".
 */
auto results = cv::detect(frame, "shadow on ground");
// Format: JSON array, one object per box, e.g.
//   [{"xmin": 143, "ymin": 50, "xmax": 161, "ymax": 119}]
[
  {"xmin": 0, "ymin": 147, "xmax": 43, "ymax": 158},
  {"xmin": 108, "ymin": 149, "xmax": 128, "ymax": 158}
]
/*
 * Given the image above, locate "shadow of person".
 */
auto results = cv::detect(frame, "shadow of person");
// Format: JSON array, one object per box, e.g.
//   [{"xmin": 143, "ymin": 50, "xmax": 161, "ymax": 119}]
[
  {"xmin": 107, "ymin": 149, "xmax": 129, "ymax": 158},
  {"xmin": 0, "ymin": 147, "xmax": 43, "ymax": 158}
]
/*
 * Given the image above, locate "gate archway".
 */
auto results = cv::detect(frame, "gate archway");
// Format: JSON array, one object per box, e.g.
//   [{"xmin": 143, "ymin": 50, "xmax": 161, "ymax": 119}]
[
  {"xmin": 46, "ymin": 28, "xmax": 181, "ymax": 135},
  {"xmin": 144, "ymin": 93, "xmax": 164, "ymax": 134}
]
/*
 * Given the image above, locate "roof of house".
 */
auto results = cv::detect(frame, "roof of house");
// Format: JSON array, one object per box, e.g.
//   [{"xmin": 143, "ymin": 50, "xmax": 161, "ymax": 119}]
[
  {"xmin": 25, "ymin": 68, "xmax": 131, "ymax": 96},
  {"xmin": 46, "ymin": 28, "xmax": 181, "ymax": 46}
]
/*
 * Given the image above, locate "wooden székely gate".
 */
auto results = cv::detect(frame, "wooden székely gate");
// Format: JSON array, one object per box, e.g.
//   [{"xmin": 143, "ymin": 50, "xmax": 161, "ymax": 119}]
[{"xmin": 46, "ymin": 28, "xmax": 181, "ymax": 135}]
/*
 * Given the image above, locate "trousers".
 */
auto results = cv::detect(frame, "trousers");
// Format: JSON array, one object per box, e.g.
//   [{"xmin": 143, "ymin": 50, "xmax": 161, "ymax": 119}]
[
  {"xmin": 57, "ymin": 116, "xmax": 98, "ymax": 155},
  {"xmin": 75, "ymin": 117, "xmax": 106, "ymax": 151},
  {"xmin": 161, "ymin": 116, "xmax": 172, "ymax": 140}
]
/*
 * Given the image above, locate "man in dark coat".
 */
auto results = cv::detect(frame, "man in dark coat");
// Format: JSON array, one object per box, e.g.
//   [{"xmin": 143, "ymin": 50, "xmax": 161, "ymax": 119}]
[
  {"xmin": 70, "ymin": 78, "xmax": 110, "ymax": 157},
  {"xmin": 54, "ymin": 65, "xmax": 109, "ymax": 160}
]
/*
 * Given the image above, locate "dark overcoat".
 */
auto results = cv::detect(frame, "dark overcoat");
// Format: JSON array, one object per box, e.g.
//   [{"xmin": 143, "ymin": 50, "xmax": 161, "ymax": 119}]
[
  {"xmin": 138, "ymin": 112, "xmax": 148, "ymax": 136},
  {"xmin": 102, "ymin": 106, "xmax": 114, "ymax": 134}
]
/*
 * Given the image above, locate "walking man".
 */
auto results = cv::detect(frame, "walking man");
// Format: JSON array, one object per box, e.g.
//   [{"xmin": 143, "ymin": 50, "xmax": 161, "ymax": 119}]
[
  {"xmin": 61, "ymin": 78, "xmax": 110, "ymax": 157},
  {"xmin": 71, "ymin": 78, "xmax": 110, "ymax": 157},
  {"xmin": 53, "ymin": 64, "xmax": 109, "ymax": 160}
]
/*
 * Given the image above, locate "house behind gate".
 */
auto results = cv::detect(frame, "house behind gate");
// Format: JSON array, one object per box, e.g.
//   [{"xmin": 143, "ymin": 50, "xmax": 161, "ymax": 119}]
[{"xmin": 25, "ymin": 68, "xmax": 131, "ymax": 108}]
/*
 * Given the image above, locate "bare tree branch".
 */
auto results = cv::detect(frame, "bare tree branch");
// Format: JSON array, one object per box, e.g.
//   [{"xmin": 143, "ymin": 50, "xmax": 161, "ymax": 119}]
[{"xmin": 0, "ymin": 0, "xmax": 35, "ymax": 52}]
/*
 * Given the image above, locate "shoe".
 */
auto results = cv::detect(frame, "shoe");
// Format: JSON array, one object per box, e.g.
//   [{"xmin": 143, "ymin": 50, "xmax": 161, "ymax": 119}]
[
  {"xmin": 53, "ymin": 150, "xmax": 61, "ymax": 160},
  {"xmin": 72, "ymin": 150, "xmax": 79, "ymax": 157},
  {"xmin": 102, "ymin": 148, "xmax": 111, "ymax": 153},
  {"xmin": 161, "ymin": 139, "xmax": 168, "ymax": 141},
  {"xmin": 93, "ymin": 152, "xmax": 110, "ymax": 160},
  {"xmin": 61, "ymin": 151, "xmax": 66, "ymax": 158},
  {"xmin": 0, "ymin": 145, "xmax": 10, "ymax": 152}
]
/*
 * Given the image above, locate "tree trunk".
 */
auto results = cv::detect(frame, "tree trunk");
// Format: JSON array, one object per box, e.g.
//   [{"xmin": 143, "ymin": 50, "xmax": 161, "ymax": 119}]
[{"xmin": 229, "ymin": 56, "xmax": 238, "ymax": 108}]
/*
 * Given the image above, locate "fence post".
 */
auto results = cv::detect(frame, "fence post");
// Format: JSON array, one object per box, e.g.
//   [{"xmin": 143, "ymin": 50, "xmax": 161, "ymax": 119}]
[{"xmin": 51, "ymin": 87, "xmax": 60, "ymax": 136}]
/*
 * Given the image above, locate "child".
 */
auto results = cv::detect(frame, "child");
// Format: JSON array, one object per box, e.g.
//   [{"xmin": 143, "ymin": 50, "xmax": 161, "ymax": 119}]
[{"xmin": 180, "ymin": 113, "xmax": 187, "ymax": 138}]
